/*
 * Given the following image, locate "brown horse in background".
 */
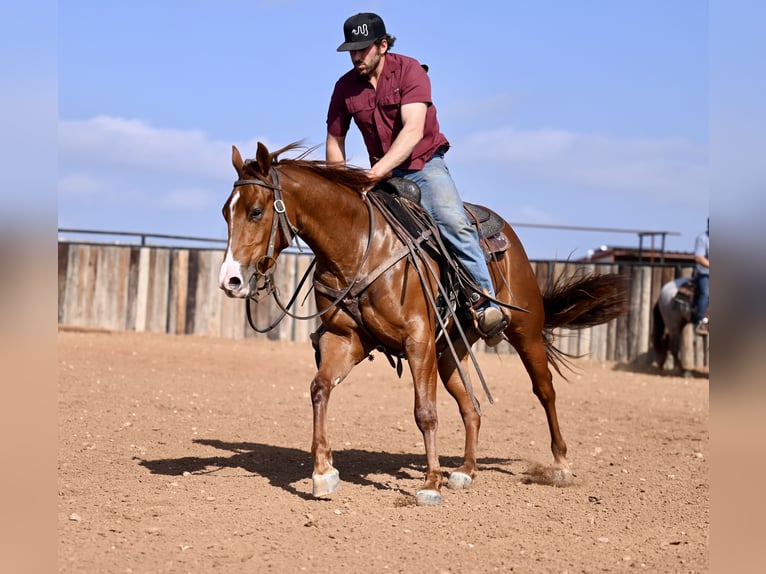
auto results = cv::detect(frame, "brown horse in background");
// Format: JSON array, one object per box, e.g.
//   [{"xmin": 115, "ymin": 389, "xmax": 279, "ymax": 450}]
[{"xmin": 219, "ymin": 142, "xmax": 627, "ymax": 505}]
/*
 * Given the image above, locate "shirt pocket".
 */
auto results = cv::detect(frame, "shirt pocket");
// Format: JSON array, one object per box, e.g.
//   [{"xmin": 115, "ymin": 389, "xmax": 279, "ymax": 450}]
[
  {"xmin": 378, "ymin": 89, "xmax": 402, "ymax": 110},
  {"xmin": 347, "ymin": 93, "xmax": 375, "ymax": 121},
  {"xmin": 377, "ymin": 89, "xmax": 402, "ymax": 127}
]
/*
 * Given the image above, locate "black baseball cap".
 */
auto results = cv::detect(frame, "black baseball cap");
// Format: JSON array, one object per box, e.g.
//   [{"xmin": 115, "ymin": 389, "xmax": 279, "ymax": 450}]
[{"xmin": 336, "ymin": 13, "xmax": 387, "ymax": 52}]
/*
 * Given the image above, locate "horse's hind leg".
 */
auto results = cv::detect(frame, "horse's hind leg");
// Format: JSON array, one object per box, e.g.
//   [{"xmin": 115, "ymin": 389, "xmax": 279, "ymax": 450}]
[
  {"xmin": 655, "ymin": 333, "xmax": 669, "ymax": 370},
  {"xmin": 438, "ymin": 347, "xmax": 480, "ymax": 490},
  {"xmin": 405, "ymin": 340, "xmax": 444, "ymax": 505},
  {"xmin": 668, "ymin": 330, "xmax": 689, "ymax": 377},
  {"xmin": 514, "ymin": 335, "xmax": 573, "ymax": 483},
  {"xmin": 310, "ymin": 332, "xmax": 366, "ymax": 498}
]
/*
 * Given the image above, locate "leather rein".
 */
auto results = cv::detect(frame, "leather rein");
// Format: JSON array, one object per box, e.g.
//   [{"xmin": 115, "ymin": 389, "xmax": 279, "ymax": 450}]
[{"xmin": 232, "ymin": 167, "xmax": 378, "ymax": 332}]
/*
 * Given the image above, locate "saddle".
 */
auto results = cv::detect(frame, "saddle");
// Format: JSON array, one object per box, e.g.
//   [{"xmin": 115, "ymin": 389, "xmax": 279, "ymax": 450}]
[
  {"xmin": 323, "ymin": 178, "xmax": 509, "ymax": 384},
  {"xmin": 376, "ymin": 177, "xmax": 510, "ymax": 258},
  {"xmin": 674, "ymin": 279, "xmax": 697, "ymax": 306},
  {"xmin": 673, "ymin": 278, "xmax": 706, "ymax": 319}
]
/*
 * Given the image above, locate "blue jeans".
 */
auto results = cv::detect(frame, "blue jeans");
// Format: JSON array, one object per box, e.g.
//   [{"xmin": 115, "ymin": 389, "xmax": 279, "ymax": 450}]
[
  {"xmin": 693, "ymin": 273, "xmax": 709, "ymax": 324},
  {"xmin": 392, "ymin": 154, "xmax": 497, "ymax": 303}
]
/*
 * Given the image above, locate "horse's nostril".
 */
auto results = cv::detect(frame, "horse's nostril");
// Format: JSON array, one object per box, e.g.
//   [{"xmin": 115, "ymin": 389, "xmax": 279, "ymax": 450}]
[{"xmin": 227, "ymin": 277, "xmax": 242, "ymax": 290}]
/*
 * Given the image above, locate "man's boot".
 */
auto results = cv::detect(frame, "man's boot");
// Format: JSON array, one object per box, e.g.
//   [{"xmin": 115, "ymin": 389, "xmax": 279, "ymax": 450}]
[{"xmin": 476, "ymin": 305, "xmax": 508, "ymax": 347}]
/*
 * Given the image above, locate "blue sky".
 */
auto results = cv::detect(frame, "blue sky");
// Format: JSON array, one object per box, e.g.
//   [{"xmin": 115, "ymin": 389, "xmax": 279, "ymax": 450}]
[{"xmin": 54, "ymin": 0, "xmax": 712, "ymax": 259}]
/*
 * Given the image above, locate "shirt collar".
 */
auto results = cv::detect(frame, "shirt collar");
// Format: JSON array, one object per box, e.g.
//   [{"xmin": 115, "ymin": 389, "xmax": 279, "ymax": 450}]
[{"xmin": 353, "ymin": 52, "xmax": 394, "ymax": 83}]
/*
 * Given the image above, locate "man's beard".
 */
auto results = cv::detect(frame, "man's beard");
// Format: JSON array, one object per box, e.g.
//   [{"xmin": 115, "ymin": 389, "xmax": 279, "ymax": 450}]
[{"xmin": 354, "ymin": 52, "xmax": 380, "ymax": 77}]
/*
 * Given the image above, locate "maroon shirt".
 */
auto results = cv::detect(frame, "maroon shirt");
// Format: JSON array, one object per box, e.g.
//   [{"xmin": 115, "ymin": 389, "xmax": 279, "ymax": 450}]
[{"xmin": 327, "ymin": 52, "xmax": 449, "ymax": 170}]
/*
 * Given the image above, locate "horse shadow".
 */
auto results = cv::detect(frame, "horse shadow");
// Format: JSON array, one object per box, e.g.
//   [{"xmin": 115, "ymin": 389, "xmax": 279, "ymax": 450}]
[
  {"xmin": 612, "ymin": 352, "xmax": 709, "ymax": 379},
  {"xmin": 138, "ymin": 439, "xmax": 520, "ymax": 500}
]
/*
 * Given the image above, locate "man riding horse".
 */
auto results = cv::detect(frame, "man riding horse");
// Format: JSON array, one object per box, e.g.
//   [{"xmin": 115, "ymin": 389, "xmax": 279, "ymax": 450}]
[
  {"xmin": 325, "ymin": 12, "xmax": 508, "ymax": 345},
  {"xmin": 692, "ymin": 219, "xmax": 709, "ymax": 336}
]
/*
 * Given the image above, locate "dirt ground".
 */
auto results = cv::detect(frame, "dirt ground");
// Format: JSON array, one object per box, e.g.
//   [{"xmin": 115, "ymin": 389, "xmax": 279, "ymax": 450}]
[{"xmin": 58, "ymin": 330, "xmax": 709, "ymax": 573}]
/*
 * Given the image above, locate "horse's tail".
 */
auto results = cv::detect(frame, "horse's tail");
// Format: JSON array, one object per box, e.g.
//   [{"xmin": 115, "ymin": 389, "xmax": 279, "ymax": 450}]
[
  {"xmin": 541, "ymin": 273, "xmax": 628, "ymax": 376},
  {"xmin": 651, "ymin": 300, "xmax": 669, "ymax": 368}
]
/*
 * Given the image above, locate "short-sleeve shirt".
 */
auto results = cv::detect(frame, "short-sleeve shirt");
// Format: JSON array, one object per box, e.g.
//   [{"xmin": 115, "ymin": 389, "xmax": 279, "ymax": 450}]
[
  {"xmin": 694, "ymin": 231, "xmax": 709, "ymax": 276},
  {"xmin": 326, "ymin": 52, "xmax": 449, "ymax": 170}
]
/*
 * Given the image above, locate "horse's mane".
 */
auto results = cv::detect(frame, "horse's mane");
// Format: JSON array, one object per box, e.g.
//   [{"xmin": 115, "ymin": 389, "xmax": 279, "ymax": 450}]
[{"xmin": 249, "ymin": 141, "xmax": 372, "ymax": 194}]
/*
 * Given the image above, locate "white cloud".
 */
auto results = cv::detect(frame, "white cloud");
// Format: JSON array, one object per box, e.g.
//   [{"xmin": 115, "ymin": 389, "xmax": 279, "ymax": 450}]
[
  {"xmin": 158, "ymin": 187, "xmax": 217, "ymax": 210},
  {"xmin": 59, "ymin": 169, "xmax": 218, "ymax": 212},
  {"xmin": 514, "ymin": 204, "xmax": 559, "ymax": 224},
  {"xmin": 59, "ymin": 116, "xmax": 265, "ymax": 181},
  {"xmin": 58, "ymin": 116, "xmax": 282, "ymax": 222},
  {"xmin": 453, "ymin": 126, "xmax": 707, "ymax": 207},
  {"xmin": 443, "ymin": 93, "xmax": 520, "ymax": 123},
  {"xmin": 58, "ymin": 172, "xmax": 103, "ymax": 197}
]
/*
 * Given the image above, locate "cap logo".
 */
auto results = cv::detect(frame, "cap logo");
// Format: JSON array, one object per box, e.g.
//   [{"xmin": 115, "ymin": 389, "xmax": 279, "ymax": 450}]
[{"xmin": 352, "ymin": 24, "xmax": 369, "ymax": 38}]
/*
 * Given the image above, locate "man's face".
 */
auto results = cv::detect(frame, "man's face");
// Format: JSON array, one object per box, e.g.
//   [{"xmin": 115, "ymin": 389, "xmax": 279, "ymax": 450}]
[{"xmin": 349, "ymin": 41, "xmax": 386, "ymax": 77}]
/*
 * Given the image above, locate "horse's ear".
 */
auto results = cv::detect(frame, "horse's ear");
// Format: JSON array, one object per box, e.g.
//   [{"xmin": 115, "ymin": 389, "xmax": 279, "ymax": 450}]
[
  {"xmin": 232, "ymin": 145, "xmax": 244, "ymax": 174},
  {"xmin": 256, "ymin": 141, "xmax": 271, "ymax": 175}
]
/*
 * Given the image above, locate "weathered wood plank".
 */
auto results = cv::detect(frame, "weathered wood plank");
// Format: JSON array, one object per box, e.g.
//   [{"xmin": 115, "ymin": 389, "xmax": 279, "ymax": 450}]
[
  {"xmin": 58, "ymin": 243, "xmax": 69, "ymax": 324},
  {"xmin": 145, "ymin": 249, "xmax": 171, "ymax": 333}
]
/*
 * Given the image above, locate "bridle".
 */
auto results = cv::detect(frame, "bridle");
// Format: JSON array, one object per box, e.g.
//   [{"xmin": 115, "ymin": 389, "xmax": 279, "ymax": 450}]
[
  {"xmin": 233, "ymin": 167, "xmax": 299, "ymax": 273},
  {"xmin": 231, "ymin": 166, "xmax": 376, "ymax": 332}
]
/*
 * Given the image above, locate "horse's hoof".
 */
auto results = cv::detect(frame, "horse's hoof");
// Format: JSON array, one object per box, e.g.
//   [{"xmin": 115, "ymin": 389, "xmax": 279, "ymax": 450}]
[
  {"xmin": 550, "ymin": 467, "xmax": 574, "ymax": 486},
  {"xmin": 312, "ymin": 469, "xmax": 340, "ymax": 498},
  {"xmin": 446, "ymin": 472, "xmax": 473, "ymax": 490},
  {"xmin": 415, "ymin": 489, "xmax": 442, "ymax": 506}
]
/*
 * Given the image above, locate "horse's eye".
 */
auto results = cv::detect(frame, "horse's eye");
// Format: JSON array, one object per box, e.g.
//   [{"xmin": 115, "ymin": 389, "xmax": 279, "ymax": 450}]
[{"xmin": 249, "ymin": 208, "xmax": 263, "ymax": 221}]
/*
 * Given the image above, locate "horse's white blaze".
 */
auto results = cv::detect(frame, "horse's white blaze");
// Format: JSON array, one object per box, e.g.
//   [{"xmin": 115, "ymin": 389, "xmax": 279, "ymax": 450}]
[
  {"xmin": 218, "ymin": 190, "xmax": 245, "ymax": 293},
  {"xmin": 225, "ymin": 190, "xmax": 240, "ymax": 255},
  {"xmin": 218, "ymin": 250, "xmax": 243, "ymax": 290}
]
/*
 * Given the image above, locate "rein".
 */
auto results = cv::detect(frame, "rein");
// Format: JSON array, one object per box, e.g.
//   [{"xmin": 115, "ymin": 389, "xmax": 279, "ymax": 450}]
[
  {"xmin": 233, "ymin": 168, "xmax": 377, "ymax": 332},
  {"xmin": 366, "ymin": 191, "xmax": 494, "ymax": 413}
]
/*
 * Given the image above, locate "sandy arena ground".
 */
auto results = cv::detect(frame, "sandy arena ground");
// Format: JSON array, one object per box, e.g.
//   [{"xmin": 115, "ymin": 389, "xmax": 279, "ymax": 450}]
[{"xmin": 58, "ymin": 330, "xmax": 708, "ymax": 573}]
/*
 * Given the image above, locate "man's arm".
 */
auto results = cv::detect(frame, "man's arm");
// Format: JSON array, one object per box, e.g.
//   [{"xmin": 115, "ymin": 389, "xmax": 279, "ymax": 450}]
[
  {"xmin": 326, "ymin": 133, "xmax": 347, "ymax": 166},
  {"xmin": 367, "ymin": 102, "xmax": 427, "ymax": 182}
]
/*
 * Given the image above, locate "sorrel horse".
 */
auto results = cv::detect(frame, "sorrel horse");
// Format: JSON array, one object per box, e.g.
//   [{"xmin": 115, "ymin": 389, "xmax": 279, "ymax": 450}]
[{"xmin": 219, "ymin": 142, "xmax": 627, "ymax": 505}]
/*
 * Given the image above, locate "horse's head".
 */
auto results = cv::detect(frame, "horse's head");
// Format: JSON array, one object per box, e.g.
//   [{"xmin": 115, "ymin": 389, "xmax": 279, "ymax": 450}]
[{"xmin": 218, "ymin": 142, "xmax": 292, "ymax": 298}]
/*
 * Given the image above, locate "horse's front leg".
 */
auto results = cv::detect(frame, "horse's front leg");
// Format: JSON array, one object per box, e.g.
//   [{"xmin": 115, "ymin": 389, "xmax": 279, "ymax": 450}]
[
  {"xmin": 310, "ymin": 332, "xmax": 365, "ymax": 498},
  {"xmin": 408, "ymin": 340, "xmax": 443, "ymax": 505},
  {"xmin": 309, "ymin": 370, "xmax": 338, "ymax": 497}
]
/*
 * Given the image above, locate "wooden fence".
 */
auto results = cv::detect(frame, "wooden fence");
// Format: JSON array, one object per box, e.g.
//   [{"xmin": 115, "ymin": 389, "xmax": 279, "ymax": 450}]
[{"xmin": 57, "ymin": 241, "xmax": 708, "ymax": 370}]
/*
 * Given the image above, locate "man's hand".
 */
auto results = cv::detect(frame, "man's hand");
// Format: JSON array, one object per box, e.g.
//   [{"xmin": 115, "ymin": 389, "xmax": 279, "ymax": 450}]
[
  {"xmin": 365, "ymin": 167, "xmax": 390, "ymax": 184},
  {"xmin": 360, "ymin": 169, "xmax": 388, "ymax": 200}
]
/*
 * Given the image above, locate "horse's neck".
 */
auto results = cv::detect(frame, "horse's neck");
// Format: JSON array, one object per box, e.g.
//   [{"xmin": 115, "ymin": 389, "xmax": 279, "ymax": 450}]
[{"xmin": 283, "ymin": 168, "xmax": 372, "ymax": 282}]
